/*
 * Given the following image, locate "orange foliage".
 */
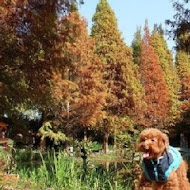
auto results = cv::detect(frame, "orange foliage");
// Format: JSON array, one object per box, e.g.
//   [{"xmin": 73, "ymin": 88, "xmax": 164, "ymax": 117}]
[
  {"xmin": 139, "ymin": 22, "xmax": 170, "ymax": 128},
  {"xmin": 50, "ymin": 11, "xmax": 106, "ymax": 131}
]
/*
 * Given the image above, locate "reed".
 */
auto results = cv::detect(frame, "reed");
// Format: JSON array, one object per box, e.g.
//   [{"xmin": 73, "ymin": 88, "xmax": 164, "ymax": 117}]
[{"xmin": 17, "ymin": 151, "xmax": 133, "ymax": 190}]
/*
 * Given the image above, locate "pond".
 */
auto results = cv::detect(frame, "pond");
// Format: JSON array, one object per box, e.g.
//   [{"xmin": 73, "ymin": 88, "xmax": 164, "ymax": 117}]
[{"xmin": 15, "ymin": 150, "xmax": 136, "ymax": 189}]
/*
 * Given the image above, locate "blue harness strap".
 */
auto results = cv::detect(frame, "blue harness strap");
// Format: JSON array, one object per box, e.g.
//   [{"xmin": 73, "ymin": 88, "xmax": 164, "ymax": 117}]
[
  {"xmin": 165, "ymin": 146, "xmax": 181, "ymax": 179},
  {"xmin": 142, "ymin": 146, "xmax": 182, "ymax": 182}
]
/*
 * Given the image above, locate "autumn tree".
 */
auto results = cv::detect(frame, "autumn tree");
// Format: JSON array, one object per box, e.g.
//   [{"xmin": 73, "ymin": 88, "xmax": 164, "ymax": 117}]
[
  {"xmin": 47, "ymin": 7, "xmax": 106, "ymax": 141},
  {"xmin": 18, "ymin": 1, "xmax": 106, "ymax": 144},
  {"xmin": 0, "ymin": 0, "xmax": 86, "ymax": 108},
  {"xmin": 0, "ymin": 0, "xmax": 61, "ymax": 143},
  {"xmin": 0, "ymin": 0, "xmax": 30, "ymax": 119},
  {"xmin": 151, "ymin": 26, "xmax": 181, "ymax": 127},
  {"xmin": 91, "ymin": 0, "xmax": 145, "ymax": 153},
  {"xmin": 139, "ymin": 21, "xmax": 170, "ymax": 128}
]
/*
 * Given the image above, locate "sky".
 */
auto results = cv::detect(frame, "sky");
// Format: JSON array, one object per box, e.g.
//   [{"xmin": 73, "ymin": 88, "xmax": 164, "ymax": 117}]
[{"xmin": 79, "ymin": 0, "xmax": 178, "ymax": 53}]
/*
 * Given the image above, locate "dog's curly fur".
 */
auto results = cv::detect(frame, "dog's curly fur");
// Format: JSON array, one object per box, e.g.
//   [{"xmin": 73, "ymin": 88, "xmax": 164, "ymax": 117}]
[{"xmin": 136, "ymin": 128, "xmax": 190, "ymax": 190}]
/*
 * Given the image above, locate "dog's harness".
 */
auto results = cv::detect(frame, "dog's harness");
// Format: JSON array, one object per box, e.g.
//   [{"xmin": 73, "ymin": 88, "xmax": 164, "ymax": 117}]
[{"xmin": 142, "ymin": 146, "xmax": 181, "ymax": 182}]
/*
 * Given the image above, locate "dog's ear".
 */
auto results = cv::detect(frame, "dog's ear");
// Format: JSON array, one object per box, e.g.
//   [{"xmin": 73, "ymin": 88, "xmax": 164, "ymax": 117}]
[{"xmin": 162, "ymin": 133, "xmax": 169, "ymax": 151}]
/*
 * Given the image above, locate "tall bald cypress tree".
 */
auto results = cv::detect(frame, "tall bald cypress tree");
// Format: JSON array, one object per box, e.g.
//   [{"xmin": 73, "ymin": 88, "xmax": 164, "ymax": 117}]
[
  {"xmin": 151, "ymin": 27, "xmax": 181, "ymax": 127},
  {"xmin": 91, "ymin": 0, "xmax": 145, "ymax": 153},
  {"xmin": 139, "ymin": 21, "xmax": 170, "ymax": 128}
]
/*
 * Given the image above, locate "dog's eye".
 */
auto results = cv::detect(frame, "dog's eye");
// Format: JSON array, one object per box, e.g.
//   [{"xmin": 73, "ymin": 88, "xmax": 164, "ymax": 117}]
[{"xmin": 151, "ymin": 139, "xmax": 155, "ymax": 142}]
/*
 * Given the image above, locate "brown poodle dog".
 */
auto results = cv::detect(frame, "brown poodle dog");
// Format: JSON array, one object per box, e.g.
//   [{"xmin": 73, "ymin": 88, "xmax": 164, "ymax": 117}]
[{"xmin": 136, "ymin": 128, "xmax": 190, "ymax": 190}]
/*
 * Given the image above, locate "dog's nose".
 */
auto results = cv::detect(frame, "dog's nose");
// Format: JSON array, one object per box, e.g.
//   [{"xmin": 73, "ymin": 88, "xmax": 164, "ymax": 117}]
[{"xmin": 142, "ymin": 144, "xmax": 149, "ymax": 150}]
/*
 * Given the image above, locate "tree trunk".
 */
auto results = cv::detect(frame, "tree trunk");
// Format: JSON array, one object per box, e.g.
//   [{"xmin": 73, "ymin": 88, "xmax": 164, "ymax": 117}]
[
  {"xmin": 40, "ymin": 138, "xmax": 46, "ymax": 151},
  {"xmin": 84, "ymin": 128, "xmax": 87, "ymax": 141},
  {"xmin": 103, "ymin": 131, "xmax": 109, "ymax": 154},
  {"xmin": 113, "ymin": 128, "xmax": 116, "ymax": 152},
  {"xmin": 39, "ymin": 111, "xmax": 46, "ymax": 151},
  {"xmin": 66, "ymin": 101, "xmax": 70, "ymax": 119}
]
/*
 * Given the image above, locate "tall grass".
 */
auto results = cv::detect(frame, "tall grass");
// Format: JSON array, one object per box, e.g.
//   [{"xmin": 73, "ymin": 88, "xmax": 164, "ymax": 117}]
[{"xmin": 17, "ymin": 151, "xmax": 133, "ymax": 190}]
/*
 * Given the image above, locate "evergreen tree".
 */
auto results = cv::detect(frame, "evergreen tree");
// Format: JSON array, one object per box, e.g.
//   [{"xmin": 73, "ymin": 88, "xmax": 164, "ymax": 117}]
[
  {"xmin": 176, "ymin": 51, "xmax": 190, "ymax": 102},
  {"xmin": 131, "ymin": 27, "xmax": 142, "ymax": 64},
  {"xmin": 139, "ymin": 21, "xmax": 170, "ymax": 128},
  {"xmin": 151, "ymin": 27, "xmax": 181, "ymax": 127},
  {"xmin": 91, "ymin": 0, "xmax": 145, "ymax": 153}
]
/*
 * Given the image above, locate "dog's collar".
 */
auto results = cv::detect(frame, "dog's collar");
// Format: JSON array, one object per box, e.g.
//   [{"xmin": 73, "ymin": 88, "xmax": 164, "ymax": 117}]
[{"xmin": 157, "ymin": 155, "xmax": 164, "ymax": 160}]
